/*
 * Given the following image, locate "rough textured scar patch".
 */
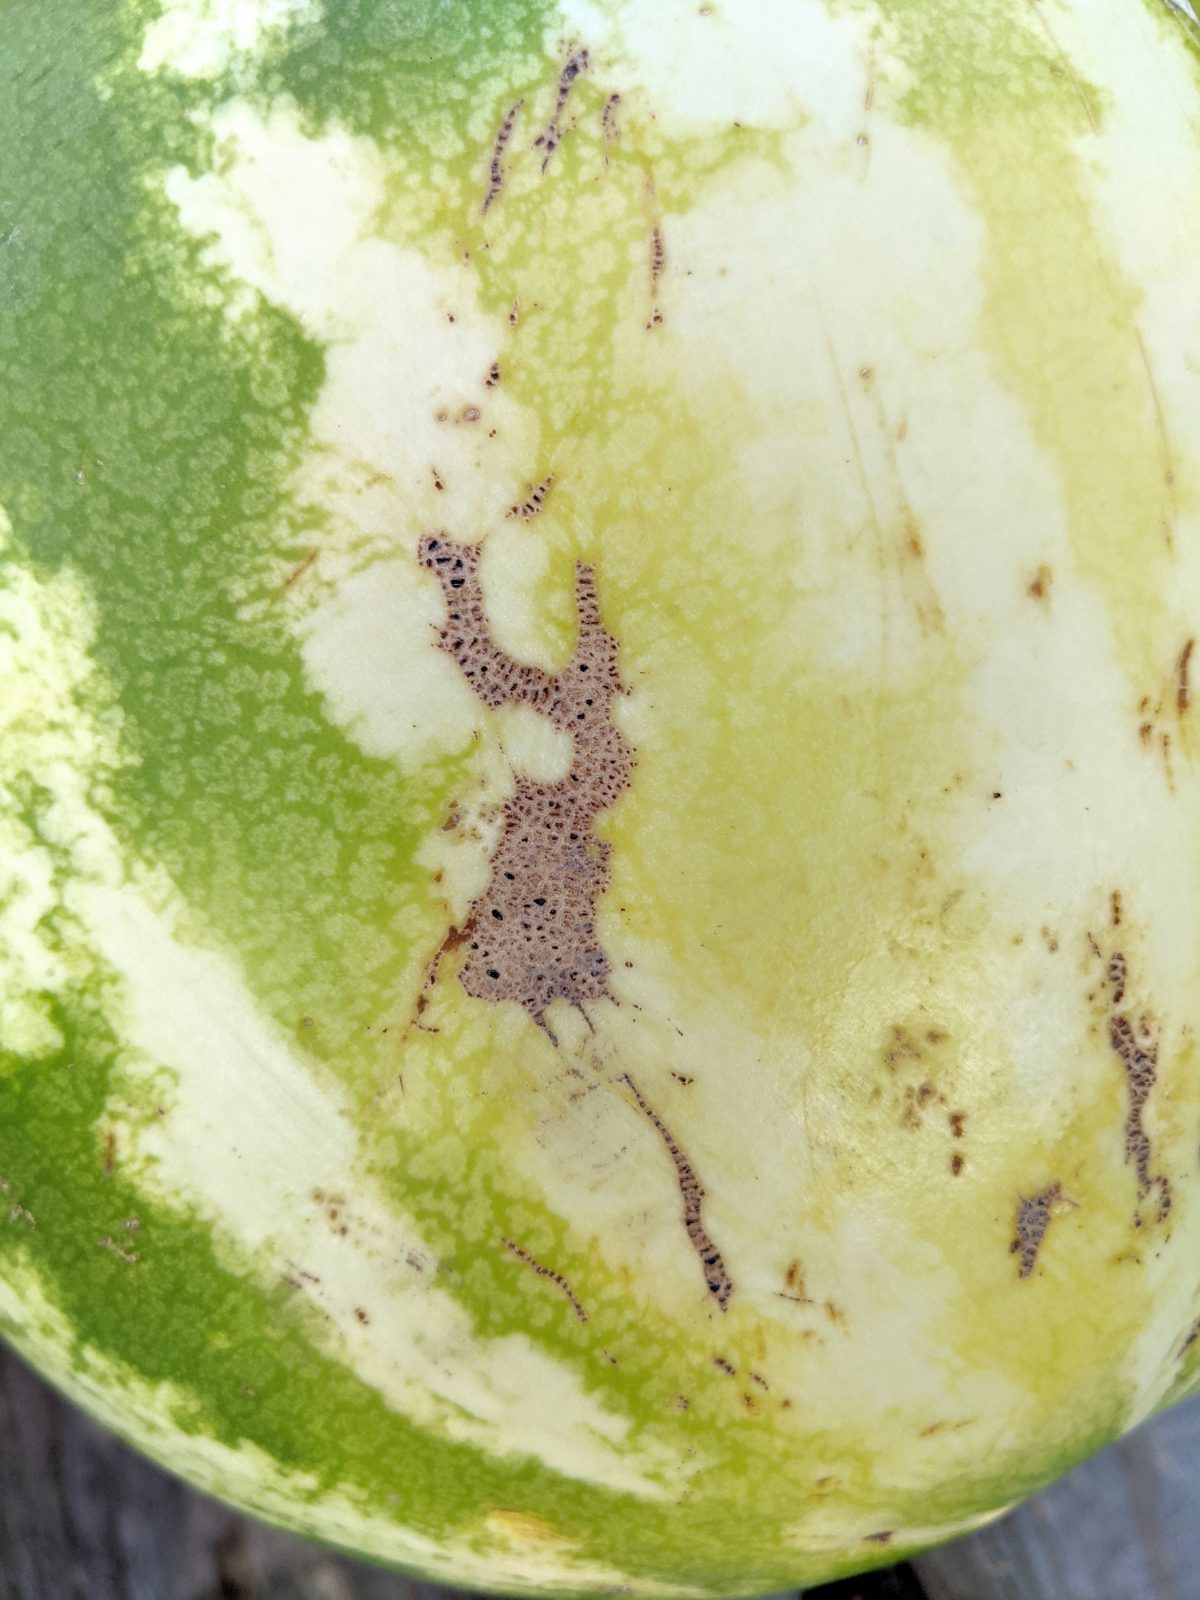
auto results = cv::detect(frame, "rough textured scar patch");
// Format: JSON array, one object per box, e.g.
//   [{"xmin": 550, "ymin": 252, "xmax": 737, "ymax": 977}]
[
  {"xmin": 418, "ymin": 534, "xmax": 633, "ymax": 1038},
  {"xmin": 1010, "ymin": 1184, "xmax": 1064, "ymax": 1279},
  {"xmin": 1104, "ymin": 947, "xmax": 1173, "ymax": 1224}
]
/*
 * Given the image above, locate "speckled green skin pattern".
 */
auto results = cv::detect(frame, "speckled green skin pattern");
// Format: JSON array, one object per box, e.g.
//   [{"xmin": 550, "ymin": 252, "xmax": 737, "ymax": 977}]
[{"xmin": 2, "ymin": 1, "xmax": 1200, "ymax": 1594}]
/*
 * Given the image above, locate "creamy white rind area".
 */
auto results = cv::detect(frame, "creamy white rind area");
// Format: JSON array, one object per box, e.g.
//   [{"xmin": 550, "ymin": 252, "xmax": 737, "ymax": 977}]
[{"xmin": 138, "ymin": 0, "xmax": 319, "ymax": 80}]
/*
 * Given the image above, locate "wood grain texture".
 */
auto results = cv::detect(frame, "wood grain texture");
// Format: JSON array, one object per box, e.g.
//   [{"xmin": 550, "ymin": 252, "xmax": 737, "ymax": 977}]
[{"xmin": 0, "ymin": 1345, "xmax": 1196, "ymax": 1600}]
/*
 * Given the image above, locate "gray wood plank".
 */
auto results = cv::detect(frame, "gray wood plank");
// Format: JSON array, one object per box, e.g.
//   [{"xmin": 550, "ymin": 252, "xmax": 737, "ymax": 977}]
[{"xmin": 2, "ymin": 1342, "xmax": 1197, "ymax": 1600}]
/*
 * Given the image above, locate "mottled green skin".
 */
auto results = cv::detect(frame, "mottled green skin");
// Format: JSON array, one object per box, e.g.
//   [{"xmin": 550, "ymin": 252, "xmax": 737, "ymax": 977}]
[{"xmin": 2, "ymin": 0, "xmax": 1200, "ymax": 1593}]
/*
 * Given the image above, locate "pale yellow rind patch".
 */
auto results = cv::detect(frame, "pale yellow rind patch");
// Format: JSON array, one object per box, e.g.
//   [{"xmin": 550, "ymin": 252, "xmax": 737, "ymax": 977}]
[
  {"xmin": 295, "ymin": 555, "xmax": 483, "ymax": 764},
  {"xmin": 504, "ymin": 0, "xmax": 1200, "ymax": 1472}
]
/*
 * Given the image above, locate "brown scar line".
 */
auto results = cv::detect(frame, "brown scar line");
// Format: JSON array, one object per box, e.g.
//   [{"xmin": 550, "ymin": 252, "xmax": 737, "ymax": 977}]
[
  {"xmin": 483, "ymin": 97, "xmax": 524, "ymax": 214},
  {"xmin": 502, "ymin": 1235, "xmax": 588, "ymax": 1323},
  {"xmin": 533, "ymin": 49, "xmax": 590, "ymax": 172},
  {"xmin": 507, "ymin": 473, "xmax": 555, "ymax": 520},
  {"xmin": 620, "ymin": 1071, "xmax": 733, "ymax": 1310}
]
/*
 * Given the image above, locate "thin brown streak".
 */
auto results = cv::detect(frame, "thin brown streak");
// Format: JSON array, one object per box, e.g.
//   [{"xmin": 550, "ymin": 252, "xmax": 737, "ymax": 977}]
[
  {"xmin": 483, "ymin": 98, "xmax": 524, "ymax": 214},
  {"xmin": 278, "ymin": 548, "xmax": 318, "ymax": 594},
  {"xmin": 502, "ymin": 1236, "xmax": 588, "ymax": 1323},
  {"xmin": 507, "ymin": 474, "xmax": 555, "ymax": 521},
  {"xmin": 1177, "ymin": 637, "xmax": 1194, "ymax": 713},
  {"xmin": 602, "ymin": 92, "xmax": 621, "ymax": 155},
  {"xmin": 823, "ymin": 326, "xmax": 881, "ymax": 552},
  {"xmin": 533, "ymin": 49, "xmax": 590, "ymax": 172},
  {"xmin": 620, "ymin": 1072, "xmax": 733, "ymax": 1311},
  {"xmin": 1134, "ymin": 329, "xmax": 1180, "ymax": 551},
  {"xmin": 650, "ymin": 225, "xmax": 666, "ymax": 289},
  {"xmin": 645, "ymin": 224, "xmax": 667, "ymax": 329},
  {"xmin": 1026, "ymin": 0, "xmax": 1099, "ymax": 133}
]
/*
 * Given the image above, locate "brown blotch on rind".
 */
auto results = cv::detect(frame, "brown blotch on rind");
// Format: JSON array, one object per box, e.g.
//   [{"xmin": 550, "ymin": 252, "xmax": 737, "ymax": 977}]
[
  {"xmin": 646, "ymin": 224, "xmax": 667, "ymax": 330},
  {"xmin": 1108, "ymin": 1013, "xmax": 1172, "ymax": 1223},
  {"xmin": 507, "ymin": 474, "xmax": 556, "ymax": 521},
  {"xmin": 1011, "ymin": 1184, "xmax": 1063, "ymax": 1278},
  {"xmin": 621, "ymin": 1072, "xmax": 733, "ymax": 1311},
  {"xmin": 1107, "ymin": 951, "xmax": 1128, "ymax": 1004},
  {"xmin": 1101, "ymin": 945, "xmax": 1172, "ymax": 1223},
  {"xmin": 418, "ymin": 534, "xmax": 633, "ymax": 1036},
  {"xmin": 920, "ymin": 1418, "xmax": 975, "ymax": 1438}
]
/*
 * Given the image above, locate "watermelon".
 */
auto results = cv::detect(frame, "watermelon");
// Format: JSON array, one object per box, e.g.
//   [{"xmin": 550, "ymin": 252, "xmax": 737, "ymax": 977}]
[{"xmin": 2, "ymin": 0, "xmax": 1200, "ymax": 1592}]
